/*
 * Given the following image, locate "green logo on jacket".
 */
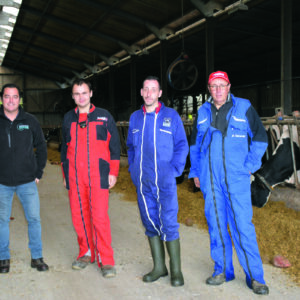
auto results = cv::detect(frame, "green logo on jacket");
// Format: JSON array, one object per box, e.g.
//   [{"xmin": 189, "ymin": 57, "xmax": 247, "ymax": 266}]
[{"xmin": 17, "ymin": 124, "xmax": 29, "ymax": 131}]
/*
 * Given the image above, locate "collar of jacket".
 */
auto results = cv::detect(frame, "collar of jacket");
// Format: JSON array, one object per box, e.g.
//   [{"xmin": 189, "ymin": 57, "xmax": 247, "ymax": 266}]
[
  {"xmin": 74, "ymin": 103, "xmax": 95, "ymax": 116},
  {"xmin": 142, "ymin": 101, "xmax": 162, "ymax": 114}
]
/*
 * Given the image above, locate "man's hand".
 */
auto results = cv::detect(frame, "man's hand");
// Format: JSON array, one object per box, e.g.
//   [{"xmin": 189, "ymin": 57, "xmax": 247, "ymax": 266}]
[
  {"xmin": 193, "ymin": 177, "xmax": 200, "ymax": 188},
  {"xmin": 63, "ymin": 178, "xmax": 66, "ymax": 188},
  {"xmin": 35, "ymin": 178, "xmax": 40, "ymax": 184},
  {"xmin": 109, "ymin": 175, "xmax": 117, "ymax": 189}
]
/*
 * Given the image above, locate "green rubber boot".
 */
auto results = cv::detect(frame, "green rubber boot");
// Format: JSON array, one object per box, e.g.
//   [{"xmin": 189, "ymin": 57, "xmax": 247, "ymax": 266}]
[
  {"xmin": 166, "ymin": 239, "xmax": 184, "ymax": 287},
  {"xmin": 143, "ymin": 236, "xmax": 168, "ymax": 282}
]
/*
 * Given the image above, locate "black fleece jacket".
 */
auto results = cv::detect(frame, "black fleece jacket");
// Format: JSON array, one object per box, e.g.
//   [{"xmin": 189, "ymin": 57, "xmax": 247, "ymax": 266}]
[{"xmin": 0, "ymin": 106, "xmax": 47, "ymax": 186}]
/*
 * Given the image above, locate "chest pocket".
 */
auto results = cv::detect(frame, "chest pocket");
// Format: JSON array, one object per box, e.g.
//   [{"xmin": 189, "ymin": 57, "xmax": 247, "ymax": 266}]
[
  {"xmin": 96, "ymin": 122, "xmax": 107, "ymax": 141},
  {"xmin": 158, "ymin": 128, "xmax": 173, "ymax": 161},
  {"xmin": 132, "ymin": 129, "xmax": 140, "ymax": 147},
  {"xmin": 228, "ymin": 115, "xmax": 248, "ymax": 139}
]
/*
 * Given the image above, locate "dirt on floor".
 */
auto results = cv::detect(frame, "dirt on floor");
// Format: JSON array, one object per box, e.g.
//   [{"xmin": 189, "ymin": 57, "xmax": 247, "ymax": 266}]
[{"xmin": 48, "ymin": 148, "xmax": 300, "ymax": 287}]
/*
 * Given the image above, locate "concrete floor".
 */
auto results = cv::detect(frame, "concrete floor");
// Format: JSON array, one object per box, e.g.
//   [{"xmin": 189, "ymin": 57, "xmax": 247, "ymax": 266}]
[{"xmin": 1, "ymin": 162, "xmax": 299, "ymax": 300}]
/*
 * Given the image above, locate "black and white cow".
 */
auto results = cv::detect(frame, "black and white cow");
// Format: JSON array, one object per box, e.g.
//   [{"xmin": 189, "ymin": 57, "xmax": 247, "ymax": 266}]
[{"xmin": 251, "ymin": 125, "xmax": 300, "ymax": 208}]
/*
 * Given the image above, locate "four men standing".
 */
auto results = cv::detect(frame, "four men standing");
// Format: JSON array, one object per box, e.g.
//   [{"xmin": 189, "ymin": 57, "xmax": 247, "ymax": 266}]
[{"xmin": 0, "ymin": 74, "xmax": 269, "ymax": 295}]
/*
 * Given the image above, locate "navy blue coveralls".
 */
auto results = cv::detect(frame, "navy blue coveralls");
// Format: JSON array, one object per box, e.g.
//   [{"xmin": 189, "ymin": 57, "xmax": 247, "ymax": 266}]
[
  {"xmin": 189, "ymin": 94, "xmax": 268, "ymax": 287},
  {"xmin": 127, "ymin": 102, "xmax": 189, "ymax": 241}
]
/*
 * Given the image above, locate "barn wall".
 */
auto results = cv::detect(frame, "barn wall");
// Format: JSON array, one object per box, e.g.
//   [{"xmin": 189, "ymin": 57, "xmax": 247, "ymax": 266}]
[
  {"xmin": 0, "ymin": 66, "xmax": 67, "ymax": 127},
  {"xmin": 232, "ymin": 78, "xmax": 300, "ymax": 117}
]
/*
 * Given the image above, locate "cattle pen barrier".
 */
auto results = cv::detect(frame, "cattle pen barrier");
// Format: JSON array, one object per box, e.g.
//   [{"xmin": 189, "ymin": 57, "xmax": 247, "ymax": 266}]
[
  {"xmin": 260, "ymin": 116, "xmax": 300, "ymax": 189},
  {"xmin": 116, "ymin": 115, "xmax": 300, "ymax": 189}
]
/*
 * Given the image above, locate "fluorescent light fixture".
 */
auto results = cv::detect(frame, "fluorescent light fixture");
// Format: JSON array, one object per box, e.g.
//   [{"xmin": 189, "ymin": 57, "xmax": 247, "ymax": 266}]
[
  {"xmin": 9, "ymin": 18, "xmax": 17, "ymax": 24},
  {"xmin": 1, "ymin": 25, "xmax": 14, "ymax": 31},
  {"xmin": 2, "ymin": 7, "xmax": 20, "ymax": 17},
  {"xmin": 0, "ymin": 1, "xmax": 23, "ymax": 65}
]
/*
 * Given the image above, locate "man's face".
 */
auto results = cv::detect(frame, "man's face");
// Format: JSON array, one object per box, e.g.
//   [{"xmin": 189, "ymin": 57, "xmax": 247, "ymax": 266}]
[
  {"xmin": 72, "ymin": 83, "xmax": 93, "ymax": 112},
  {"xmin": 1, "ymin": 87, "xmax": 20, "ymax": 115},
  {"xmin": 141, "ymin": 80, "xmax": 162, "ymax": 112},
  {"xmin": 208, "ymin": 78, "xmax": 231, "ymax": 109}
]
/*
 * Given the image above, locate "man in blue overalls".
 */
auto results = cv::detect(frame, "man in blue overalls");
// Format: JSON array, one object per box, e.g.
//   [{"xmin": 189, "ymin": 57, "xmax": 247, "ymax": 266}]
[
  {"xmin": 189, "ymin": 71, "xmax": 269, "ymax": 295},
  {"xmin": 127, "ymin": 76, "xmax": 188, "ymax": 287}
]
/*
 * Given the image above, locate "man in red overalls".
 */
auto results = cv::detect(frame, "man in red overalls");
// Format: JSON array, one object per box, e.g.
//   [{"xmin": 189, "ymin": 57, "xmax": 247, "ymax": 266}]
[{"xmin": 61, "ymin": 79, "xmax": 120, "ymax": 278}]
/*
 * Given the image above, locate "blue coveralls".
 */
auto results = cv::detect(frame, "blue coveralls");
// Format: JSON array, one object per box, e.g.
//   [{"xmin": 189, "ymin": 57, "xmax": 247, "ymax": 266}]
[
  {"xmin": 189, "ymin": 95, "xmax": 268, "ymax": 287},
  {"xmin": 127, "ymin": 102, "xmax": 189, "ymax": 241}
]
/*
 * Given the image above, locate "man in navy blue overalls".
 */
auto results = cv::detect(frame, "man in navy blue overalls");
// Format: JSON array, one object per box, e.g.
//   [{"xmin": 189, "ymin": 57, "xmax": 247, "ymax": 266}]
[
  {"xmin": 189, "ymin": 71, "xmax": 269, "ymax": 295},
  {"xmin": 127, "ymin": 76, "xmax": 189, "ymax": 287}
]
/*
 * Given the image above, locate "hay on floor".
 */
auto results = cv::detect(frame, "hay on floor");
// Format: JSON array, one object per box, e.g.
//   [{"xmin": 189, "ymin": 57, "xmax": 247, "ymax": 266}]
[{"xmin": 47, "ymin": 147, "xmax": 300, "ymax": 286}]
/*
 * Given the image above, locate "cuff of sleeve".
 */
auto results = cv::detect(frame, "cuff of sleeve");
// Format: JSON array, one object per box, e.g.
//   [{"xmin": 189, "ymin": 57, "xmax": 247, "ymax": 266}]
[
  {"xmin": 61, "ymin": 163, "xmax": 65, "ymax": 179},
  {"xmin": 188, "ymin": 169, "xmax": 199, "ymax": 179},
  {"xmin": 110, "ymin": 160, "xmax": 120, "ymax": 177}
]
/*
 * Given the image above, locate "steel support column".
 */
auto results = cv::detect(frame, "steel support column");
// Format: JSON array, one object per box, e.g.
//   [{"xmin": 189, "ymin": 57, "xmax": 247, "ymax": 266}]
[
  {"xmin": 205, "ymin": 17, "xmax": 214, "ymax": 83},
  {"xmin": 130, "ymin": 55, "xmax": 137, "ymax": 112},
  {"xmin": 281, "ymin": 0, "xmax": 292, "ymax": 115},
  {"xmin": 160, "ymin": 39, "xmax": 168, "ymax": 105}
]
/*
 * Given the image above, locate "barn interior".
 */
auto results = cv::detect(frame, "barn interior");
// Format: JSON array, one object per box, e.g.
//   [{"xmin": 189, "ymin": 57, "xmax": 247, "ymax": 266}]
[
  {"xmin": 0, "ymin": 0, "xmax": 300, "ymax": 296},
  {"xmin": 0, "ymin": 0, "xmax": 299, "ymax": 122}
]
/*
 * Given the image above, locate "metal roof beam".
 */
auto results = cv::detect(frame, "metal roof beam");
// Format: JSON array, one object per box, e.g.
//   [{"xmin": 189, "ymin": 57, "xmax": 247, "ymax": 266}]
[
  {"xmin": 190, "ymin": 0, "xmax": 225, "ymax": 17},
  {"xmin": 17, "ymin": 25, "xmax": 111, "ymax": 62},
  {"xmin": 7, "ymin": 49, "xmax": 79, "ymax": 74},
  {"xmin": 74, "ymin": 0, "xmax": 173, "ymax": 40},
  {"xmin": 21, "ymin": 5, "xmax": 141, "ymax": 55},
  {"xmin": 10, "ymin": 39, "xmax": 89, "ymax": 66},
  {"xmin": 3, "ymin": 58, "xmax": 64, "ymax": 80}
]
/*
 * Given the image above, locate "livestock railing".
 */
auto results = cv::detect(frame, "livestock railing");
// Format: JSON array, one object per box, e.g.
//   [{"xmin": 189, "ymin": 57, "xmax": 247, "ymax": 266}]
[
  {"xmin": 261, "ymin": 115, "xmax": 300, "ymax": 188},
  {"xmin": 116, "ymin": 121, "xmax": 194, "ymax": 156},
  {"xmin": 117, "ymin": 122, "xmax": 129, "ymax": 156}
]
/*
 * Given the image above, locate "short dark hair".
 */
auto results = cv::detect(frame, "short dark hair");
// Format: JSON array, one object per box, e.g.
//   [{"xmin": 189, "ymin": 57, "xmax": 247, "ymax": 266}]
[
  {"xmin": 71, "ymin": 78, "xmax": 92, "ymax": 91},
  {"xmin": 143, "ymin": 76, "xmax": 161, "ymax": 90},
  {"xmin": 1, "ymin": 83, "xmax": 21, "ymax": 98}
]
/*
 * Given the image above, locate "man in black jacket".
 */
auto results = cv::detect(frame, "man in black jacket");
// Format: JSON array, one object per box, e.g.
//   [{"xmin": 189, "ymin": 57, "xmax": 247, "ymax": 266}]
[{"xmin": 0, "ymin": 83, "xmax": 48, "ymax": 273}]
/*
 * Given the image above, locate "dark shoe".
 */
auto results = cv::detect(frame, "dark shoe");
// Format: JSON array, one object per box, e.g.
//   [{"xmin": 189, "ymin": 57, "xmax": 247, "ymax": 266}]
[
  {"xmin": 252, "ymin": 280, "xmax": 269, "ymax": 295},
  {"xmin": 143, "ymin": 236, "xmax": 168, "ymax": 283},
  {"xmin": 31, "ymin": 258, "xmax": 49, "ymax": 271},
  {"xmin": 166, "ymin": 239, "xmax": 184, "ymax": 287},
  {"xmin": 101, "ymin": 265, "xmax": 116, "ymax": 278},
  {"xmin": 0, "ymin": 259, "xmax": 10, "ymax": 273},
  {"xmin": 72, "ymin": 255, "xmax": 92, "ymax": 270},
  {"xmin": 206, "ymin": 273, "xmax": 226, "ymax": 285}
]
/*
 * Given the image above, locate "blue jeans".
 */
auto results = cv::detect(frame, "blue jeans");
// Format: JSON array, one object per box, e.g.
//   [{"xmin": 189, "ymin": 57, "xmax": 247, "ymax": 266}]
[{"xmin": 0, "ymin": 181, "xmax": 43, "ymax": 260}]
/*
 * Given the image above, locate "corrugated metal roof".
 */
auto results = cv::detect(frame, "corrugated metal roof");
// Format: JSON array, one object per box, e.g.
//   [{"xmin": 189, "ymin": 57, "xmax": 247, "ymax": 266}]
[{"xmin": 1, "ymin": 0, "xmax": 299, "ymax": 88}]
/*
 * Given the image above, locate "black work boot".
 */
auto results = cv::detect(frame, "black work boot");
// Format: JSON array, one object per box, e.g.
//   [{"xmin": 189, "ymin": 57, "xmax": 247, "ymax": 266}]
[
  {"xmin": 206, "ymin": 273, "xmax": 226, "ymax": 285},
  {"xmin": 143, "ymin": 236, "xmax": 168, "ymax": 282},
  {"xmin": 252, "ymin": 280, "xmax": 269, "ymax": 295},
  {"xmin": 31, "ymin": 258, "xmax": 49, "ymax": 271},
  {"xmin": 0, "ymin": 259, "xmax": 10, "ymax": 273},
  {"xmin": 166, "ymin": 239, "xmax": 184, "ymax": 287}
]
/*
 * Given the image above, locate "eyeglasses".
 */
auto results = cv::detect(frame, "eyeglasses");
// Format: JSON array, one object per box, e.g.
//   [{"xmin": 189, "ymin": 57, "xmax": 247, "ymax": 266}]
[{"xmin": 209, "ymin": 84, "xmax": 229, "ymax": 91}]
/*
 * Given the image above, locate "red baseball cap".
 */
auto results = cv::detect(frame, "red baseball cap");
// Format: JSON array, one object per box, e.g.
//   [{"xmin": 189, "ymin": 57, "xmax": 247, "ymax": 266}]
[{"xmin": 208, "ymin": 71, "xmax": 230, "ymax": 84}]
